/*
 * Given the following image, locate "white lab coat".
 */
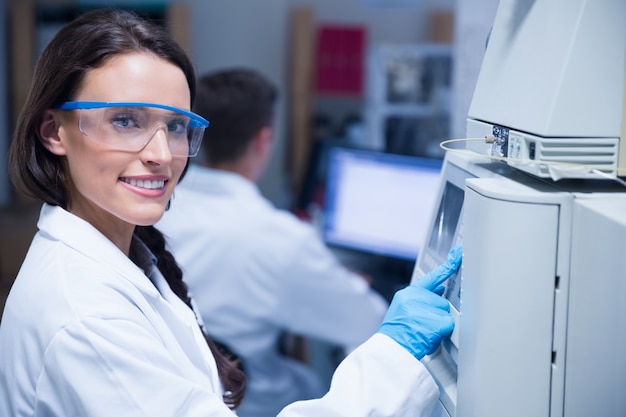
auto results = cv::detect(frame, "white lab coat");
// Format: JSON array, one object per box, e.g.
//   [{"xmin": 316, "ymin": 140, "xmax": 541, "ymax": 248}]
[
  {"xmin": 157, "ymin": 165, "xmax": 393, "ymax": 417},
  {"xmin": 0, "ymin": 203, "xmax": 439, "ymax": 417}
]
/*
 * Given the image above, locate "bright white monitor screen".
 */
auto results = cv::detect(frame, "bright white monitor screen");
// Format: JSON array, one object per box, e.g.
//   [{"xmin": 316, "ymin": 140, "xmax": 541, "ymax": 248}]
[{"xmin": 323, "ymin": 147, "xmax": 443, "ymax": 260}]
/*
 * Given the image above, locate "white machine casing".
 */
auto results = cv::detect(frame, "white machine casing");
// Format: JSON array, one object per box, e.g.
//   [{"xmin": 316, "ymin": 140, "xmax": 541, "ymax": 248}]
[
  {"xmin": 411, "ymin": 0, "xmax": 626, "ymax": 415},
  {"xmin": 413, "ymin": 151, "xmax": 626, "ymax": 417},
  {"xmin": 466, "ymin": 0, "xmax": 626, "ymax": 179}
]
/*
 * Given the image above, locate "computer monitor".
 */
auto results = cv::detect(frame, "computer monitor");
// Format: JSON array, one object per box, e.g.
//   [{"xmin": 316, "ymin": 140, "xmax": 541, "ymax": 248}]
[{"xmin": 322, "ymin": 146, "xmax": 443, "ymax": 261}]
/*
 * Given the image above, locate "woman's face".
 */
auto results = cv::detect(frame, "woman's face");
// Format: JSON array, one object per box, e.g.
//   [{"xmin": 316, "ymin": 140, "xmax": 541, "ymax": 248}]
[{"xmin": 44, "ymin": 52, "xmax": 191, "ymax": 250}]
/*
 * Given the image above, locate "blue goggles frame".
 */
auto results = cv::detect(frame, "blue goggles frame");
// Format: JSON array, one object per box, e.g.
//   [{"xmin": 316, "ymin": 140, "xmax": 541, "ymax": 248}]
[{"xmin": 56, "ymin": 101, "xmax": 210, "ymax": 128}]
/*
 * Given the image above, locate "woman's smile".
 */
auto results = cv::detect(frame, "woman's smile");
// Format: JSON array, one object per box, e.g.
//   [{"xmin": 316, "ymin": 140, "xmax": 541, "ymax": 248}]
[{"xmin": 120, "ymin": 176, "xmax": 167, "ymax": 190}]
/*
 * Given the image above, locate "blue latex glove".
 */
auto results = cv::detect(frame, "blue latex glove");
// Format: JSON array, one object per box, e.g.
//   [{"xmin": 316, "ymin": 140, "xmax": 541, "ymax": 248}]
[{"xmin": 378, "ymin": 245, "xmax": 462, "ymax": 359}]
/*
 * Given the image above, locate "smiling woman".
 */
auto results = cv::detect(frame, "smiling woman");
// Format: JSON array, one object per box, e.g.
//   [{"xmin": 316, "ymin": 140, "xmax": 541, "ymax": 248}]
[{"xmin": 0, "ymin": 8, "xmax": 245, "ymax": 416}]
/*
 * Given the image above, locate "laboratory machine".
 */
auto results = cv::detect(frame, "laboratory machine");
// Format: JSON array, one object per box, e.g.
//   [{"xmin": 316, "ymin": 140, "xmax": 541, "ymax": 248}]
[
  {"xmin": 411, "ymin": 0, "xmax": 626, "ymax": 416},
  {"xmin": 415, "ymin": 151, "xmax": 626, "ymax": 417}
]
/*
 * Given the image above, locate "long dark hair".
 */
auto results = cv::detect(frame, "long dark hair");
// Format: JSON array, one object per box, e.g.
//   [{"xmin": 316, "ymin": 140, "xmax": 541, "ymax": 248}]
[{"xmin": 8, "ymin": 8, "xmax": 245, "ymax": 408}]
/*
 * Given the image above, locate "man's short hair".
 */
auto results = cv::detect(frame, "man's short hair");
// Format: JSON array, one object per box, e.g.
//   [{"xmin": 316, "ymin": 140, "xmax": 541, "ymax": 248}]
[{"xmin": 193, "ymin": 68, "xmax": 278, "ymax": 165}]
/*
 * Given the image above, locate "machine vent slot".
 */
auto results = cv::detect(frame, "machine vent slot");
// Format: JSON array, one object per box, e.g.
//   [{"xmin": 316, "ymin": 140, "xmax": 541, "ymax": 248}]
[{"xmin": 536, "ymin": 139, "xmax": 618, "ymax": 172}]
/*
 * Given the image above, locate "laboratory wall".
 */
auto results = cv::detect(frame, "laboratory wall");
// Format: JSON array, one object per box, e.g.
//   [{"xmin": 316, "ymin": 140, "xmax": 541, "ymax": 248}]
[
  {"xmin": 186, "ymin": 0, "xmax": 453, "ymax": 207},
  {"xmin": 451, "ymin": 0, "xmax": 499, "ymax": 140}
]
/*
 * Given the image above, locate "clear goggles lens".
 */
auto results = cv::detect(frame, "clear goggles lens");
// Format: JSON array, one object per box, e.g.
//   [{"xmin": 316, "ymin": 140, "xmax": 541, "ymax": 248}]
[{"xmin": 56, "ymin": 102, "xmax": 209, "ymax": 157}]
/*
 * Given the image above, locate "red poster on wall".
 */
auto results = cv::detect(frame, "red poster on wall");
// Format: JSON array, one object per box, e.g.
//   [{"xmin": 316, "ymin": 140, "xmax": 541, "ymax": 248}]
[{"xmin": 314, "ymin": 25, "xmax": 367, "ymax": 96}]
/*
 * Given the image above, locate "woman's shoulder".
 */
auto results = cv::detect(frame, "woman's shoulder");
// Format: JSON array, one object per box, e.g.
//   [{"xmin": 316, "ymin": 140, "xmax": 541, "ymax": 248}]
[{"xmin": 14, "ymin": 230, "xmax": 158, "ymax": 324}]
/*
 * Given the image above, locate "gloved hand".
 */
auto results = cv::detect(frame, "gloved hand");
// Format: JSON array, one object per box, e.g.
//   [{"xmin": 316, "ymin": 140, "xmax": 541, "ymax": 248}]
[{"xmin": 378, "ymin": 245, "xmax": 462, "ymax": 360}]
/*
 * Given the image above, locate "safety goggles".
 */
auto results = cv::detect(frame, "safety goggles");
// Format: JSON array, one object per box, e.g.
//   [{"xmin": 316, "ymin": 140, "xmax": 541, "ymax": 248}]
[{"xmin": 55, "ymin": 101, "xmax": 210, "ymax": 157}]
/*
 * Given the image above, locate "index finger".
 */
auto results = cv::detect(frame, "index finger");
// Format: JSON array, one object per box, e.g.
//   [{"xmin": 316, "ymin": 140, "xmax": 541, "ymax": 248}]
[{"xmin": 415, "ymin": 245, "xmax": 462, "ymax": 291}]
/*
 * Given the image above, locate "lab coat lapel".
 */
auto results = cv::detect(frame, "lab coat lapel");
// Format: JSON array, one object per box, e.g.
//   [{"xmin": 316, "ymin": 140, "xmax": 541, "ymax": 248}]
[{"xmin": 147, "ymin": 264, "xmax": 223, "ymax": 393}]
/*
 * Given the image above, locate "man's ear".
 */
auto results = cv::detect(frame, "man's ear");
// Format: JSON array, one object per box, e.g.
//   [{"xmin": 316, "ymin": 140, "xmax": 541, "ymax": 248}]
[
  {"xmin": 39, "ymin": 109, "xmax": 67, "ymax": 156},
  {"xmin": 254, "ymin": 126, "xmax": 273, "ymax": 153}
]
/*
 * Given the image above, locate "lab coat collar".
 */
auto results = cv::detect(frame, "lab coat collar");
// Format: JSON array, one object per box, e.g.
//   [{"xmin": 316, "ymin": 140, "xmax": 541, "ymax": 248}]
[
  {"xmin": 180, "ymin": 164, "xmax": 262, "ymax": 200},
  {"xmin": 37, "ymin": 203, "xmax": 160, "ymax": 297}
]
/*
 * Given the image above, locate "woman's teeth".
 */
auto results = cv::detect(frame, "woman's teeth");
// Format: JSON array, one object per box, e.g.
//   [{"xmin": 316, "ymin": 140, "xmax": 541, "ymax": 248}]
[{"xmin": 122, "ymin": 178, "xmax": 165, "ymax": 189}]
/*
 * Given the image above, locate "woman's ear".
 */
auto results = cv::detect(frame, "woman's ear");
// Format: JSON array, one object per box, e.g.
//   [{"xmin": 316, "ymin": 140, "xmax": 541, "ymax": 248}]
[{"xmin": 39, "ymin": 109, "xmax": 67, "ymax": 156}]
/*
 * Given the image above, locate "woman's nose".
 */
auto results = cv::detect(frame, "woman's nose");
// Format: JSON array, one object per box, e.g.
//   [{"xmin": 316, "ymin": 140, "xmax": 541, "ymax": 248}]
[{"xmin": 141, "ymin": 125, "xmax": 172, "ymax": 163}]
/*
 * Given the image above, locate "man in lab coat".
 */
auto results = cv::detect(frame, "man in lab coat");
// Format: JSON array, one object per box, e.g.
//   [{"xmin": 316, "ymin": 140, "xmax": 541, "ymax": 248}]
[{"xmin": 157, "ymin": 68, "xmax": 389, "ymax": 417}]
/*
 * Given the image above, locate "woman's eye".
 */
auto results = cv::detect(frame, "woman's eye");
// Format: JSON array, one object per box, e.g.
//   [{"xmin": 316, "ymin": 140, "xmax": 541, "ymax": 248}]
[
  {"xmin": 167, "ymin": 120, "xmax": 187, "ymax": 134},
  {"xmin": 111, "ymin": 115, "xmax": 138, "ymax": 129}
]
